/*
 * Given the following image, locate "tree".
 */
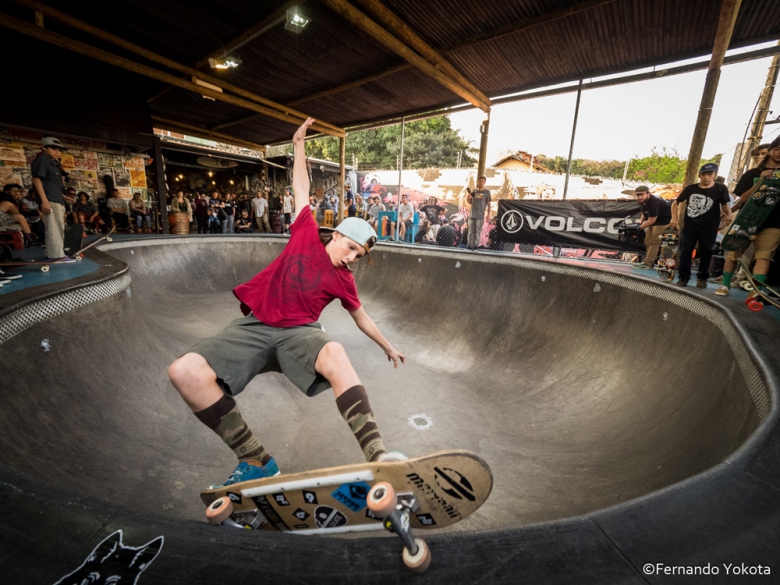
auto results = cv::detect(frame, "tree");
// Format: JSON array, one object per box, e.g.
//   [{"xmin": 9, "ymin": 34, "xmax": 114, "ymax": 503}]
[{"xmin": 284, "ymin": 116, "xmax": 477, "ymax": 170}]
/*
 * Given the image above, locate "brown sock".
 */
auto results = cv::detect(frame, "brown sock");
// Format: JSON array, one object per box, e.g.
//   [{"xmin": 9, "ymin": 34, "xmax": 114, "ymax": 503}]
[
  {"xmin": 336, "ymin": 385, "xmax": 386, "ymax": 462},
  {"xmin": 194, "ymin": 395, "xmax": 271, "ymax": 464}
]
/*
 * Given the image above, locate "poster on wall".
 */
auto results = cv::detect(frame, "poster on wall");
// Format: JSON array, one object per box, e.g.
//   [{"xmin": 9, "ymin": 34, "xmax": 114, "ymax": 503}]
[
  {"xmin": 113, "ymin": 168, "xmax": 130, "ymax": 187},
  {"xmin": 60, "ymin": 153, "xmax": 75, "ymax": 170},
  {"xmin": 0, "ymin": 145, "xmax": 26, "ymax": 164},
  {"xmin": 125, "ymin": 157, "xmax": 144, "ymax": 170},
  {"xmin": 0, "ymin": 166, "xmax": 22, "ymax": 185},
  {"xmin": 24, "ymin": 145, "xmax": 39, "ymax": 164},
  {"xmin": 117, "ymin": 187, "xmax": 132, "ymax": 199},
  {"xmin": 98, "ymin": 152, "xmax": 111, "ymax": 168},
  {"xmin": 132, "ymin": 188, "xmax": 147, "ymax": 199},
  {"xmin": 14, "ymin": 167, "xmax": 32, "ymax": 189},
  {"xmin": 110, "ymin": 155, "xmax": 123, "ymax": 168},
  {"xmin": 130, "ymin": 170, "xmax": 146, "ymax": 188}
]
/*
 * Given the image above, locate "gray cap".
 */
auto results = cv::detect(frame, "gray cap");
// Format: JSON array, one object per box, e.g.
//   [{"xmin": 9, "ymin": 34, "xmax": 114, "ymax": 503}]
[
  {"xmin": 41, "ymin": 136, "xmax": 64, "ymax": 148},
  {"xmin": 634, "ymin": 185, "xmax": 650, "ymax": 193}
]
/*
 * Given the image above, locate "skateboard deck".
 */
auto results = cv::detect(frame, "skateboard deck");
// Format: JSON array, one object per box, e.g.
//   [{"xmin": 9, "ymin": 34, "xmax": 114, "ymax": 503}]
[
  {"xmin": 655, "ymin": 230, "xmax": 678, "ymax": 282},
  {"xmin": 0, "ymin": 228, "xmax": 114, "ymax": 271},
  {"xmin": 201, "ymin": 450, "xmax": 492, "ymax": 534},
  {"xmin": 722, "ymin": 174, "xmax": 780, "ymax": 251},
  {"xmin": 739, "ymin": 260, "xmax": 780, "ymax": 311}
]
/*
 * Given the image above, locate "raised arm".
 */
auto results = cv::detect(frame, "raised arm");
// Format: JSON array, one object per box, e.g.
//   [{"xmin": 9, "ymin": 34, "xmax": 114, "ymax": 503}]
[{"xmin": 292, "ymin": 118, "xmax": 315, "ymax": 219}]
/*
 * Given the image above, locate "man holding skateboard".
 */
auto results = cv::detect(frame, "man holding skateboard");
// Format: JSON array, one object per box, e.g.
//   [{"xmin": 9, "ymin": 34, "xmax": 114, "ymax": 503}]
[
  {"xmin": 716, "ymin": 137, "xmax": 780, "ymax": 296},
  {"xmin": 168, "ymin": 118, "xmax": 405, "ymax": 487},
  {"xmin": 670, "ymin": 163, "xmax": 732, "ymax": 288}
]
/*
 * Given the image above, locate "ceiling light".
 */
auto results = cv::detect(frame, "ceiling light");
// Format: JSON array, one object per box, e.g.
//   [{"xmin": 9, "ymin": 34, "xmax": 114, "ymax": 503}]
[
  {"xmin": 285, "ymin": 7, "xmax": 310, "ymax": 33},
  {"xmin": 208, "ymin": 53, "xmax": 242, "ymax": 70}
]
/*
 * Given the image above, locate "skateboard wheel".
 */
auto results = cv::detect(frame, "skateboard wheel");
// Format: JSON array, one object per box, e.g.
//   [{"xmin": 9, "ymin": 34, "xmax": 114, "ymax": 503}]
[
  {"xmin": 747, "ymin": 299, "xmax": 763, "ymax": 312},
  {"xmin": 107, "ymin": 237, "xmax": 113, "ymax": 242},
  {"xmin": 402, "ymin": 538, "xmax": 432, "ymax": 574},
  {"xmin": 367, "ymin": 482, "xmax": 397, "ymax": 517},
  {"xmin": 41, "ymin": 265, "xmax": 50, "ymax": 273},
  {"xmin": 741, "ymin": 281, "xmax": 754, "ymax": 292},
  {"xmin": 206, "ymin": 496, "xmax": 234, "ymax": 524}
]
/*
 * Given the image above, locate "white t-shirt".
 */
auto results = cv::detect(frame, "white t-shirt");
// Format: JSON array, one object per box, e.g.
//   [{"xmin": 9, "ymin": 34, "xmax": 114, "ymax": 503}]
[
  {"xmin": 399, "ymin": 202, "xmax": 414, "ymax": 220},
  {"xmin": 283, "ymin": 195, "xmax": 293, "ymax": 214},
  {"xmin": 252, "ymin": 197, "xmax": 268, "ymax": 217}
]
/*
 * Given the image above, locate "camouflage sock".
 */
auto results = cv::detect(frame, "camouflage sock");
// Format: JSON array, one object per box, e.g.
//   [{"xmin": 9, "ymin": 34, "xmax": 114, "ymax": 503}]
[
  {"xmin": 194, "ymin": 395, "xmax": 271, "ymax": 464},
  {"xmin": 336, "ymin": 385, "xmax": 386, "ymax": 462}
]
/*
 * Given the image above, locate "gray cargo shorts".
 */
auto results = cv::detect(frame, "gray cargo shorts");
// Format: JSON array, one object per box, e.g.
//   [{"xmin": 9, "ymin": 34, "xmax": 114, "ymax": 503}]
[{"xmin": 189, "ymin": 314, "xmax": 333, "ymax": 397}]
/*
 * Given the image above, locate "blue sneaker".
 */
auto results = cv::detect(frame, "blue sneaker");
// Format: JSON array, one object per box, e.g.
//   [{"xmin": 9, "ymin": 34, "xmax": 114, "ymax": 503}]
[{"xmin": 223, "ymin": 458, "xmax": 280, "ymax": 487}]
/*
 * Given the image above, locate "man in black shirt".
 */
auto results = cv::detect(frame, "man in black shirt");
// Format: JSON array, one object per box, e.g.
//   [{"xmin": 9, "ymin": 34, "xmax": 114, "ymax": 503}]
[
  {"xmin": 632, "ymin": 185, "xmax": 672, "ymax": 269},
  {"xmin": 670, "ymin": 163, "xmax": 732, "ymax": 287},
  {"xmin": 716, "ymin": 136, "xmax": 780, "ymax": 296}
]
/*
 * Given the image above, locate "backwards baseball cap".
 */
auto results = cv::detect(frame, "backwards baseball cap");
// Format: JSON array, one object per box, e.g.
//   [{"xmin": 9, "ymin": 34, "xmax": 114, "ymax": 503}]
[
  {"xmin": 321, "ymin": 217, "xmax": 377, "ymax": 261},
  {"xmin": 41, "ymin": 136, "xmax": 63, "ymax": 148},
  {"xmin": 634, "ymin": 185, "xmax": 650, "ymax": 193},
  {"xmin": 699, "ymin": 162, "xmax": 718, "ymax": 173}
]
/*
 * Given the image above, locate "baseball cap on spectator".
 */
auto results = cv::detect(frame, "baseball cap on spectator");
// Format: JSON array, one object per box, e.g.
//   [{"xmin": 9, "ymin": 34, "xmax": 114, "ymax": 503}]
[
  {"xmin": 699, "ymin": 163, "xmax": 718, "ymax": 173},
  {"xmin": 41, "ymin": 137, "xmax": 63, "ymax": 148},
  {"xmin": 770, "ymin": 136, "xmax": 780, "ymax": 150},
  {"xmin": 634, "ymin": 185, "xmax": 650, "ymax": 193}
]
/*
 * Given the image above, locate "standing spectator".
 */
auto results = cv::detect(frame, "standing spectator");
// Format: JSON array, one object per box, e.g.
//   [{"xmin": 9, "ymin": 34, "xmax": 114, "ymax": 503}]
[
  {"xmin": 367, "ymin": 195, "xmax": 384, "ymax": 233},
  {"xmin": 129, "ymin": 192, "xmax": 153, "ymax": 233},
  {"xmin": 73, "ymin": 191, "xmax": 108, "ymax": 234},
  {"xmin": 345, "ymin": 183, "xmax": 356, "ymax": 218},
  {"xmin": 208, "ymin": 206, "xmax": 221, "ymax": 233},
  {"xmin": 632, "ymin": 185, "xmax": 672, "ymax": 269},
  {"xmin": 282, "ymin": 188, "xmax": 294, "ymax": 234},
  {"xmin": 355, "ymin": 194, "xmax": 365, "ymax": 219},
  {"xmin": 751, "ymin": 143, "xmax": 770, "ymax": 169},
  {"xmin": 467, "ymin": 176, "xmax": 492, "ymax": 250},
  {"xmin": 251, "ymin": 190, "xmax": 271, "ymax": 232},
  {"xmin": 717, "ymin": 137, "xmax": 780, "ymax": 296},
  {"xmin": 223, "ymin": 193, "xmax": 236, "ymax": 234},
  {"xmin": 317, "ymin": 194, "xmax": 333, "ymax": 225},
  {"xmin": 670, "ymin": 163, "xmax": 732, "ymax": 287},
  {"xmin": 31, "ymin": 137, "xmax": 72, "ymax": 260},
  {"xmin": 194, "ymin": 192, "xmax": 210, "ymax": 234},
  {"xmin": 107, "ymin": 190, "xmax": 132, "ymax": 232}
]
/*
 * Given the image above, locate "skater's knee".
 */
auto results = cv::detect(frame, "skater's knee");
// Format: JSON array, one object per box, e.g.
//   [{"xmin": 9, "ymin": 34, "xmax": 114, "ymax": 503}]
[
  {"xmin": 316, "ymin": 342, "xmax": 350, "ymax": 375},
  {"xmin": 168, "ymin": 352, "xmax": 214, "ymax": 386}
]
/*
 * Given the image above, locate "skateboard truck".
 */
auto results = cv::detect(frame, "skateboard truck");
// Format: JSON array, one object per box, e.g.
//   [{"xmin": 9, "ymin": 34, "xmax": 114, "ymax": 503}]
[
  {"xmin": 367, "ymin": 482, "xmax": 432, "ymax": 574},
  {"xmin": 205, "ymin": 497, "xmax": 266, "ymax": 529}
]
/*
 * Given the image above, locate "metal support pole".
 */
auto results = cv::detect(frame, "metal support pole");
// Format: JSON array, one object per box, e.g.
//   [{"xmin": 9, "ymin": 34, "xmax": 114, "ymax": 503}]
[
  {"xmin": 477, "ymin": 114, "xmax": 490, "ymax": 180},
  {"xmin": 153, "ymin": 135, "xmax": 169, "ymax": 234},
  {"xmin": 682, "ymin": 0, "xmax": 743, "ymax": 187},
  {"xmin": 563, "ymin": 79, "xmax": 583, "ymax": 200},
  {"xmin": 741, "ymin": 45, "xmax": 780, "ymax": 173},
  {"xmin": 339, "ymin": 136, "xmax": 346, "ymax": 223},
  {"xmin": 395, "ymin": 117, "xmax": 405, "ymax": 241}
]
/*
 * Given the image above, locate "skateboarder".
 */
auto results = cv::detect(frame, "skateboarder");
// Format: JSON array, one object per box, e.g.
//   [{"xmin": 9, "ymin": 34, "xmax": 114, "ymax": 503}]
[
  {"xmin": 670, "ymin": 163, "xmax": 732, "ymax": 287},
  {"xmin": 168, "ymin": 117, "xmax": 405, "ymax": 487},
  {"xmin": 716, "ymin": 137, "xmax": 780, "ymax": 296}
]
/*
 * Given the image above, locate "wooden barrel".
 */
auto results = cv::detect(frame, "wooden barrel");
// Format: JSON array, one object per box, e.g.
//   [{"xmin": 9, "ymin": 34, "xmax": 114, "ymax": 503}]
[{"xmin": 168, "ymin": 212, "xmax": 190, "ymax": 234}]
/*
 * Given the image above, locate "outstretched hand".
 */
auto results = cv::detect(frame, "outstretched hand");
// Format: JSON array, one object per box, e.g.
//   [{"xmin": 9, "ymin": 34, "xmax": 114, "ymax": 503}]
[
  {"xmin": 293, "ymin": 117, "xmax": 315, "ymax": 144},
  {"xmin": 385, "ymin": 347, "xmax": 406, "ymax": 369}
]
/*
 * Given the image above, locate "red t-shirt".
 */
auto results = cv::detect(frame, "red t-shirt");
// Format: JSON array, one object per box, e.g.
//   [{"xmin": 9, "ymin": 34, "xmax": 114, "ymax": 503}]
[{"xmin": 233, "ymin": 210, "xmax": 361, "ymax": 327}]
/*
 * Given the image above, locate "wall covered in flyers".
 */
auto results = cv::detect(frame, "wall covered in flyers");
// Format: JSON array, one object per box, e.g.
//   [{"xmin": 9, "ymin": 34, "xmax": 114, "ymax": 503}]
[{"xmin": 0, "ymin": 125, "xmax": 148, "ymax": 201}]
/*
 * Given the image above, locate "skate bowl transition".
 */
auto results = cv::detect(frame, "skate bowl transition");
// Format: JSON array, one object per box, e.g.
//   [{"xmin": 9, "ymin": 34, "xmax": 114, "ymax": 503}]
[{"xmin": 1, "ymin": 235, "xmax": 778, "ymax": 583}]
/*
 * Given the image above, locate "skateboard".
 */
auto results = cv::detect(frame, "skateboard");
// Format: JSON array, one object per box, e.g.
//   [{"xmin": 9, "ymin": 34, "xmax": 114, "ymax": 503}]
[
  {"xmin": 0, "ymin": 227, "xmax": 114, "ymax": 272},
  {"xmin": 655, "ymin": 230, "xmax": 679, "ymax": 282},
  {"xmin": 722, "ymin": 174, "xmax": 780, "ymax": 251},
  {"xmin": 202, "ymin": 450, "xmax": 492, "ymax": 573},
  {"xmin": 738, "ymin": 260, "xmax": 780, "ymax": 312}
]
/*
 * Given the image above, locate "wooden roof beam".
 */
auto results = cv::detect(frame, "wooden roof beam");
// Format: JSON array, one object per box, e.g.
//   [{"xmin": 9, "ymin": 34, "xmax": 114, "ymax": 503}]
[
  {"xmin": 10, "ymin": 0, "xmax": 343, "ymax": 137},
  {"xmin": 318, "ymin": 0, "xmax": 491, "ymax": 112},
  {"xmin": 151, "ymin": 116, "xmax": 267, "ymax": 153},
  {"xmin": 353, "ymin": 0, "xmax": 491, "ymax": 108},
  {"xmin": 0, "ymin": 11, "xmax": 345, "ymax": 138}
]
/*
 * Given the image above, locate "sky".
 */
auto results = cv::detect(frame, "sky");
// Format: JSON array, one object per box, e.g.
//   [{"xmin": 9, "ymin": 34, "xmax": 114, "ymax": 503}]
[{"xmin": 449, "ymin": 41, "xmax": 780, "ymax": 165}]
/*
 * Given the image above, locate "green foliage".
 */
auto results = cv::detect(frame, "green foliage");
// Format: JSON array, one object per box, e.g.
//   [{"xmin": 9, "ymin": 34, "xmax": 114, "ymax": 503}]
[
  {"xmin": 535, "ymin": 148, "xmax": 722, "ymax": 184},
  {"xmin": 300, "ymin": 116, "xmax": 477, "ymax": 170}
]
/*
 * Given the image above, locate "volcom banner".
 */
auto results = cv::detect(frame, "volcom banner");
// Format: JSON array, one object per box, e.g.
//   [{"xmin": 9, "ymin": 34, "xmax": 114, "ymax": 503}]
[{"xmin": 497, "ymin": 199, "xmax": 644, "ymax": 251}]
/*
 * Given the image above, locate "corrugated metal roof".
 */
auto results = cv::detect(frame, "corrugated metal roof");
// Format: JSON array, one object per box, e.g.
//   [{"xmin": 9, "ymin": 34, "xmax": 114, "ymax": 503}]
[{"xmin": 6, "ymin": 0, "xmax": 780, "ymax": 145}]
